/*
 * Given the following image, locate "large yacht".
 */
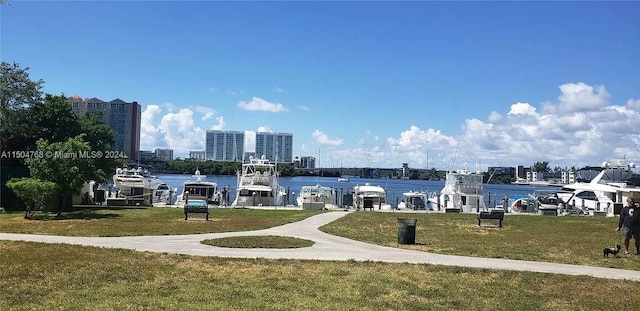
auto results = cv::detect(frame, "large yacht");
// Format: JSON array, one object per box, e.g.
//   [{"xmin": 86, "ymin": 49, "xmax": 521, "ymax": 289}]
[
  {"xmin": 231, "ymin": 155, "xmax": 286, "ymax": 207},
  {"xmin": 430, "ymin": 167, "xmax": 485, "ymax": 213},
  {"xmin": 556, "ymin": 159, "xmax": 640, "ymax": 216}
]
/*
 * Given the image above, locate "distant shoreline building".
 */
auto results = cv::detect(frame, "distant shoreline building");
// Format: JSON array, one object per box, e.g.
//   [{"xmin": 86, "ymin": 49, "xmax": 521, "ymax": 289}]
[
  {"xmin": 154, "ymin": 148, "xmax": 173, "ymax": 161},
  {"xmin": 205, "ymin": 130, "xmax": 244, "ymax": 162},
  {"xmin": 69, "ymin": 95, "xmax": 141, "ymax": 161},
  {"xmin": 294, "ymin": 156, "xmax": 316, "ymax": 169},
  {"xmin": 255, "ymin": 132, "xmax": 293, "ymax": 163},
  {"xmin": 189, "ymin": 150, "xmax": 206, "ymax": 161}
]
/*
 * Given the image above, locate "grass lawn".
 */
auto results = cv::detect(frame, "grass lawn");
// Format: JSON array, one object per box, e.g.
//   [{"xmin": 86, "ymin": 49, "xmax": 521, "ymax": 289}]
[
  {"xmin": 1, "ymin": 241, "xmax": 639, "ymax": 311},
  {"xmin": 320, "ymin": 212, "xmax": 640, "ymax": 271},
  {"xmin": 202, "ymin": 235, "xmax": 315, "ymax": 248},
  {"xmin": 0, "ymin": 207, "xmax": 324, "ymax": 236}
]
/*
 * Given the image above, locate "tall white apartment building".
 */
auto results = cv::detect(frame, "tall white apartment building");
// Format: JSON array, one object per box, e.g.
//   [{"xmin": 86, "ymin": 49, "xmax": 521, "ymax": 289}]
[
  {"xmin": 205, "ymin": 130, "xmax": 244, "ymax": 161},
  {"xmin": 255, "ymin": 132, "xmax": 293, "ymax": 163}
]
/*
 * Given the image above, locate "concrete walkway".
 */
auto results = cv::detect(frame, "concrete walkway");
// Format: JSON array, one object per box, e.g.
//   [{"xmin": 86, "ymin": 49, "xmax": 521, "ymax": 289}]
[{"xmin": 1, "ymin": 211, "xmax": 639, "ymax": 281}]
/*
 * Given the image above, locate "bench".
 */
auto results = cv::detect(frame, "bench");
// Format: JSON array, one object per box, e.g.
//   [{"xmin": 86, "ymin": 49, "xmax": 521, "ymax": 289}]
[
  {"xmin": 477, "ymin": 211, "xmax": 504, "ymax": 228},
  {"xmin": 184, "ymin": 202, "xmax": 210, "ymax": 221},
  {"xmin": 362, "ymin": 199, "xmax": 374, "ymax": 211}
]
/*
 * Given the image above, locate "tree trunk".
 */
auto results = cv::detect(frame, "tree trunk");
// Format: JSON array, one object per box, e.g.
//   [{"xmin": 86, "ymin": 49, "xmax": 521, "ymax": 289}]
[{"xmin": 55, "ymin": 193, "xmax": 68, "ymax": 217}]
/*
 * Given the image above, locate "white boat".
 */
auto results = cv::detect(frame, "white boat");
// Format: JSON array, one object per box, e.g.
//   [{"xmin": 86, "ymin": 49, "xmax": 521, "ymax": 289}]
[
  {"xmin": 231, "ymin": 155, "xmax": 286, "ymax": 207},
  {"xmin": 555, "ymin": 159, "xmax": 640, "ymax": 216},
  {"xmin": 296, "ymin": 184, "xmax": 334, "ymax": 210},
  {"xmin": 430, "ymin": 167, "xmax": 485, "ymax": 213},
  {"xmin": 397, "ymin": 191, "xmax": 432, "ymax": 210},
  {"xmin": 176, "ymin": 169, "xmax": 219, "ymax": 207},
  {"xmin": 352, "ymin": 182, "xmax": 392, "ymax": 210},
  {"xmin": 337, "ymin": 177, "xmax": 350, "ymax": 182},
  {"xmin": 112, "ymin": 165, "xmax": 176, "ymax": 205},
  {"xmin": 507, "ymin": 191, "xmax": 562, "ymax": 215}
]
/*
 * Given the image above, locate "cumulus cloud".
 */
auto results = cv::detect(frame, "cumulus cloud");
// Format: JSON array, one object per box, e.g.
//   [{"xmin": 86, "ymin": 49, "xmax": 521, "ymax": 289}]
[
  {"xmin": 195, "ymin": 106, "xmax": 216, "ymax": 120},
  {"xmin": 208, "ymin": 116, "xmax": 226, "ymax": 130},
  {"xmin": 312, "ymin": 130, "xmax": 343, "ymax": 146},
  {"xmin": 557, "ymin": 82, "xmax": 610, "ymax": 113},
  {"xmin": 140, "ymin": 105, "xmax": 207, "ymax": 156},
  {"xmin": 237, "ymin": 97, "xmax": 288, "ymax": 112},
  {"xmin": 508, "ymin": 102, "xmax": 538, "ymax": 116},
  {"xmin": 140, "ymin": 104, "xmax": 165, "ymax": 150}
]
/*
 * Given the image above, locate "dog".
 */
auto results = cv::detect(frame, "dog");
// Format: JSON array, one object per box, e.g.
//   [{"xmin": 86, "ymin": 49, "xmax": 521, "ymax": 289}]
[{"xmin": 603, "ymin": 245, "xmax": 622, "ymax": 257}]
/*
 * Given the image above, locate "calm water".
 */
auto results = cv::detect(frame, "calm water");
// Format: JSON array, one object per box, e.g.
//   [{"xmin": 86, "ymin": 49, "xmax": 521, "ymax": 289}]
[{"xmin": 157, "ymin": 174, "xmax": 556, "ymax": 207}]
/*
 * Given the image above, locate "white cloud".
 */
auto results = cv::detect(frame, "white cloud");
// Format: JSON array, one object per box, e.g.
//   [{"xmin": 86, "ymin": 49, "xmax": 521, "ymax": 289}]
[
  {"xmin": 273, "ymin": 86, "xmax": 283, "ymax": 93},
  {"xmin": 209, "ymin": 116, "xmax": 226, "ymax": 130},
  {"xmin": 195, "ymin": 106, "xmax": 216, "ymax": 120},
  {"xmin": 627, "ymin": 98, "xmax": 640, "ymax": 111},
  {"xmin": 257, "ymin": 126, "xmax": 272, "ymax": 133},
  {"xmin": 157, "ymin": 109, "xmax": 206, "ymax": 154},
  {"xmin": 140, "ymin": 104, "xmax": 165, "ymax": 150},
  {"xmin": 488, "ymin": 111, "xmax": 502, "ymax": 123},
  {"xmin": 244, "ymin": 130, "xmax": 256, "ymax": 152},
  {"xmin": 312, "ymin": 130, "xmax": 343, "ymax": 146},
  {"xmin": 508, "ymin": 102, "xmax": 538, "ymax": 116},
  {"xmin": 298, "ymin": 105, "xmax": 310, "ymax": 111},
  {"xmin": 237, "ymin": 97, "xmax": 288, "ymax": 112},
  {"xmin": 557, "ymin": 82, "xmax": 610, "ymax": 113}
]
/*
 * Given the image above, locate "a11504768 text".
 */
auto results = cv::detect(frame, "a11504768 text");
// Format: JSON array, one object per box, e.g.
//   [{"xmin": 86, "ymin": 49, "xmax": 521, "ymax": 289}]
[{"xmin": 1, "ymin": 150, "xmax": 128, "ymax": 159}]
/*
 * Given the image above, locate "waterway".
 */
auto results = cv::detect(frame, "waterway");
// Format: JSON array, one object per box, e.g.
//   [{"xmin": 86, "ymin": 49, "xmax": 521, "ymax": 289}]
[{"xmin": 156, "ymin": 174, "xmax": 559, "ymax": 207}]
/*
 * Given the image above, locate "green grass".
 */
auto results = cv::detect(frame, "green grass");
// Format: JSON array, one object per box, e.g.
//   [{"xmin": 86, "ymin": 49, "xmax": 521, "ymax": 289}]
[
  {"xmin": 0, "ymin": 207, "xmax": 324, "ymax": 236},
  {"xmin": 202, "ymin": 235, "xmax": 315, "ymax": 248},
  {"xmin": 320, "ymin": 212, "xmax": 640, "ymax": 271},
  {"xmin": 1, "ymin": 241, "xmax": 639, "ymax": 310}
]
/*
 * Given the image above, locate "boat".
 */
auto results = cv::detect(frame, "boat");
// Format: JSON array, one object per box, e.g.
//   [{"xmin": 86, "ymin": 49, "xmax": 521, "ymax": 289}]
[
  {"xmin": 231, "ymin": 155, "xmax": 287, "ymax": 207},
  {"xmin": 397, "ymin": 191, "xmax": 432, "ymax": 210},
  {"xmin": 337, "ymin": 177, "xmax": 350, "ymax": 182},
  {"xmin": 176, "ymin": 169, "xmax": 219, "ymax": 207},
  {"xmin": 430, "ymin": 166, "xmax": 486, "ymax": 213},
  {"xmin": 555, "ymin": 159, "xmax": 640, "ymax": 216},
  {"xmin": 112, "ymin": 164, "xmax": 176, "ymax": 205},
  {"xmin": 296, "ymin": 184, "xmax": 335, "ymax": 210},
  {"xmin": 507, "ymin": 191, "xmax": 562, "ymax": 215},
  {"xmin": 352, "ymin": 182, "xmax": 392, "ymax": 210}
]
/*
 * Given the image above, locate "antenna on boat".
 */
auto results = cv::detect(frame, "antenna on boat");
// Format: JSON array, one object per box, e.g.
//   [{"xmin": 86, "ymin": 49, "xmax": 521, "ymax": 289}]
[
  {"xmin": 486, "ymin": 147, "xmax": 513, "ymax": 184},
  {"xmin": 450, "ymin": 139, "xmax": 460, "ymax": 172}
]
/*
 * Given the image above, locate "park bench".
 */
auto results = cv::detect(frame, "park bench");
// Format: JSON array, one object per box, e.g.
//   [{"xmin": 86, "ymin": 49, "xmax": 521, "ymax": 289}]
[
  {"xmin": 362, "ymin": 198, "xmax": 374, "ymax": 211},
  {"xmin": 477, "ymin": 210, "xmax": 504, "ymax": 228},
  {"xmin": 184, "ymin": 200, "xmax": 210, "ymax": 221}
]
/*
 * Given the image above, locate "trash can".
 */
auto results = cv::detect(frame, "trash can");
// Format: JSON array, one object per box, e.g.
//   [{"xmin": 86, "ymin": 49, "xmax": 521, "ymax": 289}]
[{"xmin": 397, "ymin": 218, "xmax": 417, "ymax": 244}]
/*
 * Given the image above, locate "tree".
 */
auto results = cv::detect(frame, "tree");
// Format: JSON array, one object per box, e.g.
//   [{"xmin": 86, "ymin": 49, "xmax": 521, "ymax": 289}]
[
  {"xmin": 26, "ymin": 135, "xmax": 100, "ymax": 216},
  {"xmin": 0, "ymin": 62, "xmax": 43, "ymax": 110},
  {"xmin": 6, "ymin": 178, "xmax": 57, "ymax": 219},
  {"xmin": 78, "ymin": 110, "xmax": 122, "ymax": 182},
  {"xmin": 0, "ymin": 62, "xmax": 44, "ymax": 151},
  {"xmin": 533, "ymin": 161, "xmax": 550, "ymax": 173}
]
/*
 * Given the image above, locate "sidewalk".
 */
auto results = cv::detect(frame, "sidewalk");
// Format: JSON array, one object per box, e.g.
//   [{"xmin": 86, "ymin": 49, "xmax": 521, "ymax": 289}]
[{"xmin": 1, "ymin": 211, "xmax": 639, "ymax": 281}]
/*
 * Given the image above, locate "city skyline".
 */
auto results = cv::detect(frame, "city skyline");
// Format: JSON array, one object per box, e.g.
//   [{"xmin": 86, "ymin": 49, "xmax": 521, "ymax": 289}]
[{"xmin": 2, "ymin": 1, "xmax": 639, "ymax": 170}]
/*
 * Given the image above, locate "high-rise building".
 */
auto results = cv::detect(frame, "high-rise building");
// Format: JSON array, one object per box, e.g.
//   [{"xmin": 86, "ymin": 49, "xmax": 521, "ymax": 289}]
[
  {"xmin": 154, "ymin": 148, "xmax": 174, "ymax": 161},
  {"xmin": 69, "ymin": 95, "xmax": 141, "ymax": 161},
  {"xmin": 255, "ymin": 132, "xmax": 293, "ymax": 163},
  {"xmin": 205, "ymin": 130, "xmax": 244, "ymax": 161}
]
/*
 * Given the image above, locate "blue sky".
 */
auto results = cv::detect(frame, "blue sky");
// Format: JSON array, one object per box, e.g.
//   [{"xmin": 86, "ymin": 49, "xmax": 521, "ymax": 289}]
[{"xmin": 2, "ymin": 1, "xmax": 639, "ymax": 170}]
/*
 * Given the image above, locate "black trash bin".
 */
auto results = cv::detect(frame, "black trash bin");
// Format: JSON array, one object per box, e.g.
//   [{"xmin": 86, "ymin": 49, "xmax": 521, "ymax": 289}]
[{"xmin": 397, "ymin": 218, "xmax": 417, "ymax": 244}]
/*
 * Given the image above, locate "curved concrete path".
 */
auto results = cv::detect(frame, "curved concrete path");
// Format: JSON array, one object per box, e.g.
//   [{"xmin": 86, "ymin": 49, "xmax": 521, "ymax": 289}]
[{"xmin": 1, "ymin": 211, "xmax": 639, "ymax": 281}]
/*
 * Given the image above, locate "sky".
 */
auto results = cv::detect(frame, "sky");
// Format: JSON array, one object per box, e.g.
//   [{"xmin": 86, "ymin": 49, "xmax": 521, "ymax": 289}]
[{"xmin": 1, "ymin": 1, "xmax": 639, "ymax": 171}]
